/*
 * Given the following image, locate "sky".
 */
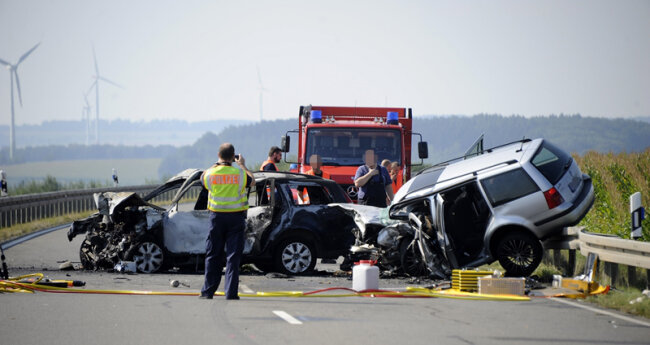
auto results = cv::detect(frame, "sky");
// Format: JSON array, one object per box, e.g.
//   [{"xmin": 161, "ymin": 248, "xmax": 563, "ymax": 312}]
[{"xmin": 0, "ymin": 0, "xmax": 648, "ymax": 125}]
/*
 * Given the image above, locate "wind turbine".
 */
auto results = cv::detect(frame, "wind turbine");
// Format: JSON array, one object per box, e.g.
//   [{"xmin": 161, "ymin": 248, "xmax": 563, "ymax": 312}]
[
  {"xmin": 89, "ymin": 45, "xmax": 123, "ymax": 145},
  {"xmin": 257, "ymin": 66, "xmax": 269, "ymax": 122},
  {"xmin": 82, "ymin": 91, "xmax": 92, "ymax": 146},
  {"xmin": 0, "ymin": 42, "xmax": 40, "ymax": 161}
]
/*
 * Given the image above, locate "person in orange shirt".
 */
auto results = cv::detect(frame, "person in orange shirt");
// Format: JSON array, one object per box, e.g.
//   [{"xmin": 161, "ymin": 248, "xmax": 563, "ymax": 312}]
[
  {"xmin": 390, "ymin": 161, "xmax": 401, "ymax": 194},
  {"xmin": 260, "ymin": 146, "xmax": 282, "ymax": 171},
  {"xmin": 305, "ymin": 154, "xmax": 330, "ymax": 179}
]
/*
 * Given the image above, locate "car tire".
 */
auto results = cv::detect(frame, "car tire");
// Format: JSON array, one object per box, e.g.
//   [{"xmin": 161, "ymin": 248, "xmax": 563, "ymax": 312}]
[
  {"xmin": 274, "ymin": 238, "xmax": 317, "ymax": 275},
  {"xmin": 400, "ymin": 237, "xmax": 428, "ymax": 277},
  {"xmin": 126, "ymin": 237, "xmax": 165, "ymax": 273},
  {"xmin": 495, "ymin": 232, "xmax": 543, "ymax": 277},
  {"xmin": 79, "ymin": 238, "xmax": 97, "ymax": 270}
]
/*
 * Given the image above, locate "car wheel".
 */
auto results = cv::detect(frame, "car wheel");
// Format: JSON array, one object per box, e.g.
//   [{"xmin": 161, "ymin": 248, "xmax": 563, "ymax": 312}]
[
  {"xmin": 496, "ymin": 232, "xmax": 543, "ymax": 277},
  {"xmin": 128, "ymin": 238, "xmax": 165, "ymax": 273},
  {"xmin": 79, "ymin": 238, "xmax": 96, "ymax": 270},
  {"xmin": 274, "ymin": 238, "xmax": 317, "ymax": 275},
  {"xmin": 400, "ymin": 238, "xmax": 428, "ymax": 277}
]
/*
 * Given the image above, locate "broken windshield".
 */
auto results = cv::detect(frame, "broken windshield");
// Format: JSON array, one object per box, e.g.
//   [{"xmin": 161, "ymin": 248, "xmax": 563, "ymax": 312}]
[{"xmin": 305, "ymin": 128, "xmax": 401, "ymax": 166}]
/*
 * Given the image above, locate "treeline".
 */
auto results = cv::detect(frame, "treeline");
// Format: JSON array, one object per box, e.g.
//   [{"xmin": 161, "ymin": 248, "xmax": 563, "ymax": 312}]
[
  {"xmin": 158, "ymin": 119, "xmax": 295, "ymax": 175},
  {"xmin": 8, "ymin": 175, "xmax": 110, "ymax": 196},
  {"xmin": 158, "ymin": 114, "xmax": 650, "ymax": 177},
  {"xmin": 0, "ymin": 144, "xmax": 177, "ymax": 165},
  {"xmin": 414, "ymin": 114, "xmax": 650, "ymax": 163}
]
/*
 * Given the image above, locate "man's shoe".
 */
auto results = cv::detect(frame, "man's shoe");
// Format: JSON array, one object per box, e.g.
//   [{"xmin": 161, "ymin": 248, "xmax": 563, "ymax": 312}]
[
  {"xmin": 199, "ymin": 294, "xmax": 213, "ymax": 299},
  {"xmin": 226, "ymin": 296, "xmax": 240, "ymax": 300}
]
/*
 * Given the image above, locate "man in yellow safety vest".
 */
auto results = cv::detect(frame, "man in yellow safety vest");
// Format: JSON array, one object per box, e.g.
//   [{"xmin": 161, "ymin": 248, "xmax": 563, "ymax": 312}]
[{"xmin": 199, "ymin": 143, "xmax": 254, "ymax": 300}]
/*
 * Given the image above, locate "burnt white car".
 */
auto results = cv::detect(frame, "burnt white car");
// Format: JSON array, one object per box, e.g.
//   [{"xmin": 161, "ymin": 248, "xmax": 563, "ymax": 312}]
[
  {"xmin": 388, "ymin": 138, "xmax": 594, "ymax": 276},
  {"xmin": 68, "ymin": 169, "xmax": 356, "ymax": 274}
]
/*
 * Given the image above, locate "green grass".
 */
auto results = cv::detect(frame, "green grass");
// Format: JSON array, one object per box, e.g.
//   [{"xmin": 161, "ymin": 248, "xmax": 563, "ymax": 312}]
[
  {"xmin": 0, "ymin": 210, "xmax": 95, "ymax": 242},
  {"xmin": 574, "ymin": 149, "xmax": 650, "ymax": 241},
  {"xmin": 3, "ymin": 158, "xmax": 162, "ymax": 189},
  {"xmin": 586, "ymin": 288, "xmax": 650, "ymax": 319}
]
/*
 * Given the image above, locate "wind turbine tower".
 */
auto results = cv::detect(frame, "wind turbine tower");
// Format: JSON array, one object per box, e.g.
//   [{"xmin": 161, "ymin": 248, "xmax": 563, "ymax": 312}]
[
  {"xmin": 0, "ymin": 43, "xmax": 40, "ymax": 161},
  {"xmin": 82, "ymin": 91, "xmax": 92, "ymax": 145},
  {"xmin": 89, "ymin": 46, "xmax": 123, "ymax": 145},
  {"xmin": 257, "ymin": 66, "xmax": 268, "ymax": 122}
]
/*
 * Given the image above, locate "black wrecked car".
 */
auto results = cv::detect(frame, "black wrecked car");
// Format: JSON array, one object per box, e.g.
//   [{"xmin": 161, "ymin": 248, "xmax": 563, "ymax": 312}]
[{"xmin": 67, "ymin": 169, "xmax": 356, "ymax": 275}]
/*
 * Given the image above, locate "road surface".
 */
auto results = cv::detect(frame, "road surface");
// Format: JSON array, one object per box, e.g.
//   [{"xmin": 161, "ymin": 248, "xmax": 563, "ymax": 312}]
[{"xmin": 1, "ymin": 227, "xmax": 649, "ymax": 345}]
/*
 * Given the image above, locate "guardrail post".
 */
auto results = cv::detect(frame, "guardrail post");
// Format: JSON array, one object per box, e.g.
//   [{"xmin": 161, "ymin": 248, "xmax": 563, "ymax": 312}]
[
  {"xmin": 567, "ymin": 249, "xmax": 576, "ymax": 276},
  {"xmin": 603, "ymin": 262, "xmax": 619, "ymax": 288},
  {"xmin": 627, "ymin": 265, "xmax": 637, "ymax": 288}
]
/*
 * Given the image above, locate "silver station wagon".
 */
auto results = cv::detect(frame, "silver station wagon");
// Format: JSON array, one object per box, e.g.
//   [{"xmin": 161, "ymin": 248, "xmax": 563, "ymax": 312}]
[{"xmin": 389, "ymin": 138, "xmax": 595, "ymax": 276}]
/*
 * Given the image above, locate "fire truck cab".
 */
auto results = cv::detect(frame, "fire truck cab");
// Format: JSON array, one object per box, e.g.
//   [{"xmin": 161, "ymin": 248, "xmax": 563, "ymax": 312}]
[{"xmin": 281, "ymin": 105, "xmax": 428, "ymax": 201}]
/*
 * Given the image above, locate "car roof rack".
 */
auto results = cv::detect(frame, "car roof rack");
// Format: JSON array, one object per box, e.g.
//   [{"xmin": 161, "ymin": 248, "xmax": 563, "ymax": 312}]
[{"xmin": 416, "ymin": 138, "xmax": 532, "ymax": 176}]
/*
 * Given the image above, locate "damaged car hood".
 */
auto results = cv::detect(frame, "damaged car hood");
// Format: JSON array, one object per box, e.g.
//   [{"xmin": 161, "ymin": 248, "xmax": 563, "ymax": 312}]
[{"xmin": 95, "ymin": 192, "xmax": 165, "ymax": 217}]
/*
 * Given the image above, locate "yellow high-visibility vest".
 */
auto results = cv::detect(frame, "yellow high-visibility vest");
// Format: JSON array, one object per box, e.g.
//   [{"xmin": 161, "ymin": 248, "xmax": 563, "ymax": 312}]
[{"xmin": 203, "ymin": 165, "xmax": 249, "ymax": 213}]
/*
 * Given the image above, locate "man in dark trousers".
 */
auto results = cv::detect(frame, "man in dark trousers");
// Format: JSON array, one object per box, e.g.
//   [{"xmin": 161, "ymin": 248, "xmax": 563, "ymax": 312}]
[
  {"xmin": 200, "ymin": 143, "xmax": 254, "ymax": 300},
  {"xmin": 260, "ymin": 146, "xmax": 282, "ymax": 171},
  {"xmin": 354, "ymin": 149, "xmax": 394, "ymax": 207}
]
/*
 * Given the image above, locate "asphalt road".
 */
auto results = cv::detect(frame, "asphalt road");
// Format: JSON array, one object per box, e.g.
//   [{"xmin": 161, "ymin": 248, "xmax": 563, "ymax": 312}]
[{"xmin": 2, "ymin": 227, "xmax": 649, "ymax": 345}]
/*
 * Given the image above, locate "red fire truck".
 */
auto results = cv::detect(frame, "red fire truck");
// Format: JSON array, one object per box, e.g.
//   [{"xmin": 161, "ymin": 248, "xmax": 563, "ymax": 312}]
[{"xmin": 281, "ymin": 105, "xmax": 428, "ymax": 201}]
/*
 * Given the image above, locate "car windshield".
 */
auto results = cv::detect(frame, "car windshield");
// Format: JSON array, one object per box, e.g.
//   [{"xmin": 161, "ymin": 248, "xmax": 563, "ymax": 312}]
[{"xmin": 305, "ymin": 128, "xmax": 401, "ymax": 166}]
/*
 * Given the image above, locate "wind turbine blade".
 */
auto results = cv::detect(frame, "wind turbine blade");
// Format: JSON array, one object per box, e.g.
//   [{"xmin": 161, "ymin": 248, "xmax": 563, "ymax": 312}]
[
  {"xmin": 17, "ymin": 42, "xmax": 40, "ymax": 66},
  {"xmin": 92, "ymin": 45, "xmax": 99, "ymax": 75},
  {"xmin": 0, "ymin": 57, "xmax": 10, "ymax": 67},
  {"xmin": 86, "ymin": 80, "xmax": 97, "ymax": 95},
  {"xmin": 83, "ymin": 92, "xmax": 90, "ymax": 107},
  {"xmin": 256, "ymin": 66, "xmax": 263, "ymax": 86},
  {"xmin": 98, "ymin": 76, "xmax": 124, "ymax": 89},
  {"xmin": 14, "ymin": 70, "xmax": 23, "ymax": 107}
]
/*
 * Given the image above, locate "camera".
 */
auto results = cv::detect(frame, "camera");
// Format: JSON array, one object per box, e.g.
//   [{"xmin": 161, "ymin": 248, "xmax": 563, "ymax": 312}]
[{"xmin": 234, "ymin": 154, "xmax": 240, "ymax": 160}]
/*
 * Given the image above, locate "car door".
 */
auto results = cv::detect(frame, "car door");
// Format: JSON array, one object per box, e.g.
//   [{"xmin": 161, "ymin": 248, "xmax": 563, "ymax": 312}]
[
  {"xmin": 162, "ymin": 171, "xmax": 212, "ymax": 254},
  {"xmin": 245, "ymin": 179, "xmax": 276, "ymax": 255},
  {"xmin": 435, "ymin": 181, "xmax": 493, "ymax": 268},
  {"xmin": 282, "ymin": 181, "xmax": 353, "ymax": 253}
]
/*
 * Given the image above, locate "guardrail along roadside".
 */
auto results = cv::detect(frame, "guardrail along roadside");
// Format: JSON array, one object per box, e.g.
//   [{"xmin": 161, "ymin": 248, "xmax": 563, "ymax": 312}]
[
  {"xmin": 545, "ymin": 226, "xmax": 650, "ymax": 289},
  {"xmin": 0, "ymin": 185, "xmax": 158, "ymax": 228}
]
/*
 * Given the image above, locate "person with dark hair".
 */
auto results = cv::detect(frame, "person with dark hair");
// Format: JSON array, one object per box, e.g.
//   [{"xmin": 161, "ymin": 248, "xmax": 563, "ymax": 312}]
[
  {"xmin": 354, "ymin": 149, "xmax": 394, "ymax": 207},
  {"xmin": 199, "ymin": 142, "xmax": 254, "ymax": 300},
  {"xmin": 305, "ymin": 154, "xmax": 330, "ymax": 179},
  {"xmin": 260, "ymin": 146, "xmax": 282, "ymax": 171}
]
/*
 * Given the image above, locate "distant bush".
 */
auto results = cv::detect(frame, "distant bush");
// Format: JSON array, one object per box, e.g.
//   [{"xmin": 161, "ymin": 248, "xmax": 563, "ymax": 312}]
[{"xmin": 8, "ymin": 175, "xmax": 110, "ymax": 196}]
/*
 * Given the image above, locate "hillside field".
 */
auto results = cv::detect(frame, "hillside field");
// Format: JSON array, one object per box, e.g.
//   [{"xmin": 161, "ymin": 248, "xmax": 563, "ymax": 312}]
[{"xmin": 2, "ymin": 158, "xmax": 162, "ymax": 188}]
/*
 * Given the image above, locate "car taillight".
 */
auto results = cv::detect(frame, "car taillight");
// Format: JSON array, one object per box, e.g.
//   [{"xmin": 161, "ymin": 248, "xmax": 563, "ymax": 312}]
[{"xmin": 544, "ymin": 187, "xmax": 564, "ymax": 209}]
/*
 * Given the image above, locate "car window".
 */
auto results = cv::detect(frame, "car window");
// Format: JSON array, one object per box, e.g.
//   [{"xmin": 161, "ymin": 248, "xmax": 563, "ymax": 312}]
[
  {"xmin": 288, "ymin": 184, "xmax": 332, "ymax": 206},
  {"xmin": 480, "ymin": 168, "xmax": 539, "ymax": 207},
  {"xmin": 531, "ymin": 140, "xmax": 572, "ymax": 185},
  {"xmin": 173, "ymin": 184, "xmax": 206, "ymax": 210},
  {"xmin": 251, "ymin": 180, "xmax": 277, "ymax": 207}
]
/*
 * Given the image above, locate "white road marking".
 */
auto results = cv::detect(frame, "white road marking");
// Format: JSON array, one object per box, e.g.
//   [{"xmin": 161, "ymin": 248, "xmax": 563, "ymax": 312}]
[
  {"xmin": 551, "ymin": 298, "xmax": 650, "ymax": 328},
  {"xmin": 273, "ymin": 310, "xmax": 303, "ymax": 325},
  {"xmin": 240, "ymin": 284, "xmax": 254, "ymax": 294}
]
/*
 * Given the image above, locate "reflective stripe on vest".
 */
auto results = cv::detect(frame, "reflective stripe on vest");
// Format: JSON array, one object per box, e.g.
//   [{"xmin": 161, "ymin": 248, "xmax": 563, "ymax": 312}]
[
  {"xmin": 203, "ymin": 165, "xmax": 249, "ymax": 212},
  {"xmin": 260, "ymin": 159, "xmax": 278, "ymax": 171}
]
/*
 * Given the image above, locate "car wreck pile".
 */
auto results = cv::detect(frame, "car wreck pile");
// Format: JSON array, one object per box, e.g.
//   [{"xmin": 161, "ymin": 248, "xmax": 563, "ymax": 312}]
[
  {"xmin": 335, "ymin": 204, "xmax": 450, "ymax": 279},
  {"xmin": 67, "ymin": 138, "xmax": 595, "ymax": 279}
]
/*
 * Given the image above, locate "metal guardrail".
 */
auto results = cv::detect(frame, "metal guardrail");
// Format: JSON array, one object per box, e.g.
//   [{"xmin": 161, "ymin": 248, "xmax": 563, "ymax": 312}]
[
  {"xmin": 0, "ymin": 185, "xmax": 157, "ymax": 228},
  {"xmin": 545, "ymin": 226, "xmax": 650, "ymax": 270}
]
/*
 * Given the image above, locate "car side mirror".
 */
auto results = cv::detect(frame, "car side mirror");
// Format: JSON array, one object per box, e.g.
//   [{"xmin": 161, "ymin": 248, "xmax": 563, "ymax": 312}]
[
  {"xmin": 281, "ymin": 135, "xmax": 290, "ymax": 153},
  {"xmin": 418, "ymin": 141, "xmax": 429, "ymax": 159}
]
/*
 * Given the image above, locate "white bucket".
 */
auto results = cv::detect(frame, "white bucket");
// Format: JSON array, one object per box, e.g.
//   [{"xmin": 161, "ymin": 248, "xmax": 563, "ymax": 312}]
[{"xmin": 352, "ymin": 260, "xmax": 379, "ymax": 291}]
